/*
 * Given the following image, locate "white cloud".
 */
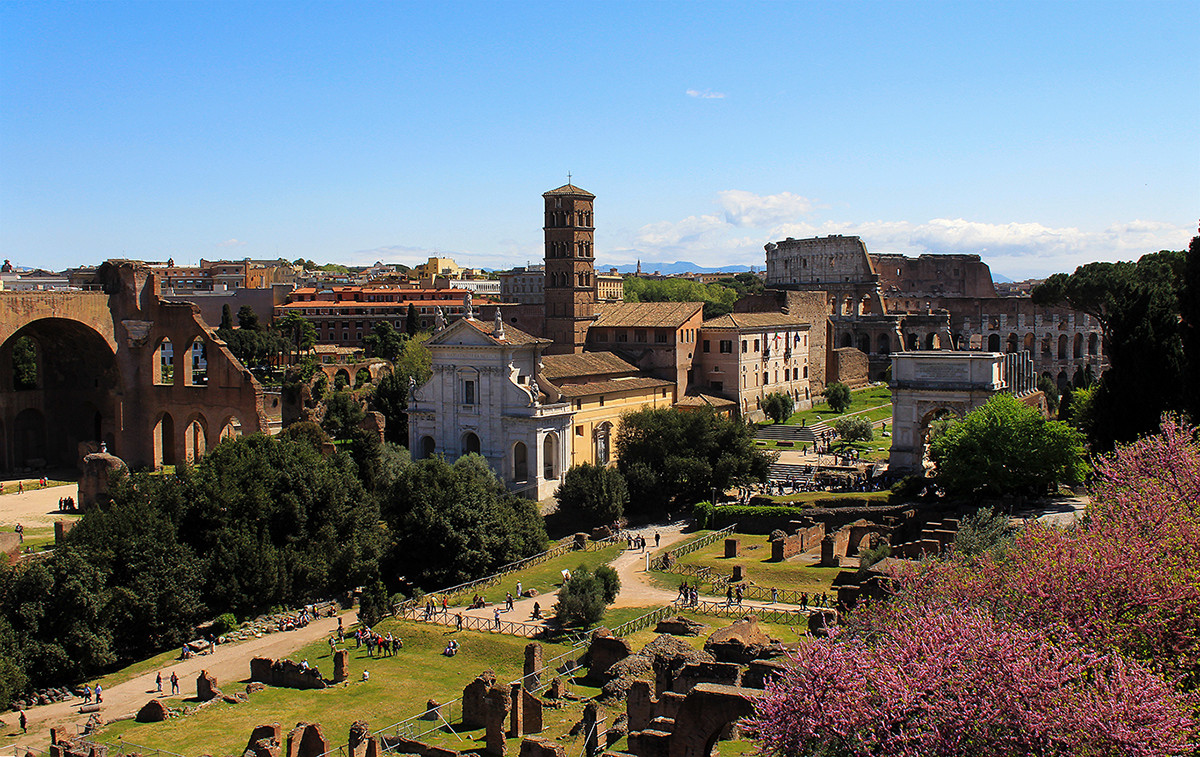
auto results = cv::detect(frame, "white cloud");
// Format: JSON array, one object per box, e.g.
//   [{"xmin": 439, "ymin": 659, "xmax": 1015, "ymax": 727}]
[
  {"xmin": 718, "ymin": 190, "xmax": 814, "ymax": 227},
  {"xmin": 686, "ymin": 88, "xmax": 726, "ymax": 99},
  {"xmin": 217, "ymin": 238, "xmax": 246, "ymax": 247}
]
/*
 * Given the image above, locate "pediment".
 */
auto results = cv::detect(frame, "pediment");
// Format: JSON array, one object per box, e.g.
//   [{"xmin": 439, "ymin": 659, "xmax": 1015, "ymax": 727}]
[{"xmin": 426, "ymin": 318, "xmax": 501, "ymax": 348}]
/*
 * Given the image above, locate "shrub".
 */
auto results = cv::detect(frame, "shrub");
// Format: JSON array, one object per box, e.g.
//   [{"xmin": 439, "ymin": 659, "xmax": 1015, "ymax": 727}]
[
  {"xmin": 594, "ymin": 565, "xmax": 620, "ymax": 603},
  {"xmin": 761, "ymin": 392, "xmax": 795, "ymax": 424},
  {"xmin": 555, "ymin": 464, "xmax": 628, "ymax": 524},
  {"xmin": 211, "ymin": 613, "xmax": 238, "ymax": 636}
]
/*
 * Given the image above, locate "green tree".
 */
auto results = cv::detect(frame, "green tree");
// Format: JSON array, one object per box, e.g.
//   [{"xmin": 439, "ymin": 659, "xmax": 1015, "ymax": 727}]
[
  {"xmin": 615, "ymin": 408, "xmax": 774, "ymax": 512},
  {"xmin": 364, "ymin": 321, "xmax": 406, "ymax": 362},
  {"xmin": 277, "ymin": 312, "xmax": 317, "ymax": 362},
  {"xmin": 236, "ymin": 305, "xmax": 261, "ymax": 331},
  {"xmin": 555, "ymin": 464, "xmax": 628, "ymax": 524},
  {"xmin": 406, "ymin": 302, "xmax": 420, "ymax": 337},
  {"xmin": 1181, "ymin": 235, "xmax": 1200, "ymax": 423},
  {"xmin": 322, "ymin": 391, "xmax": 366, "ymax": 439},
  {"xmin": 552, "ymin": 566, "xmax": 609, "ymax": 627},
  {"xmin": 219, "ymin": 304, "xmax": 234, "ymax": 330},
  {"xmin": 761, "ymin": 392, "xmax": 795, "ymax": 424},
  {"xmin": 824, "ymin": 382, "xmax": 852, "ymax": 413},
  {"xmin": 381, "ymin": 454, "xmax": 548, "ymax": 588},
  {"xmin": 1032, "ymin": 249, "xmax": 1187, "ymax": 448},
  {"xmin": 835, "ymin": 415, "xmax": 874, "ymax": 443},
  {"xmin": 11, "ymin": 335, "xmax": 37, "ymax": 389},
  {"xmin": 372, "ymin": 370, "xmax": 410, "ymax": 445},
  {"xmin": 929, "ymin": 394, "xmax": 1089, "ymax": 496},
  {"xmin": 1037, "ymin": 374, "xmax": 1061, "ymax": 415}
]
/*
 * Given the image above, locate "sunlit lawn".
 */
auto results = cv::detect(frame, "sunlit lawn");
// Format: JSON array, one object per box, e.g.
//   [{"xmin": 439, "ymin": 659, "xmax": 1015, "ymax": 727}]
[
  {"xmin": 441, "ymin": 545, "xmax": 623, "ymax": 608},
  {"xmin": 782, "ymin": 384, "xmax": 892, "ymax": 426},
  {"xmin": 648, "ymin": 532, "xmax": 841, "ymax": 597},
  {"xmin": 100, "ymin": 620, "xmax": 578, "ymax": 756}
]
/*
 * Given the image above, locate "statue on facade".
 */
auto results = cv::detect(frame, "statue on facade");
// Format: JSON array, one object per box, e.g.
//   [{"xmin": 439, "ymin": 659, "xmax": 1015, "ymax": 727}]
[
  {"xmin": 464, "ymin": 291, "xmax": 473, "ymax": 320},
  {"xmin": 434, "ymin": 306, "xmax": 446, "ymax": 331},
  {"xmin": 494, "ymin": 309, "xmax": 505, "ymax": 338},
  {"xmin": 529, "ymin": 377, "xmax": 540, "ymax": 406},
  {"xmin": 408, "ymin": 375, "xmax": 416, "ymax": 401}
]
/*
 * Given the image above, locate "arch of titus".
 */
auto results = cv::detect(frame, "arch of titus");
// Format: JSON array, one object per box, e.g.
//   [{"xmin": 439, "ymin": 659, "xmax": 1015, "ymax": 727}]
[{"xmin": 888, "ymin": 350, "xmax": 1036, "ymax": 472}]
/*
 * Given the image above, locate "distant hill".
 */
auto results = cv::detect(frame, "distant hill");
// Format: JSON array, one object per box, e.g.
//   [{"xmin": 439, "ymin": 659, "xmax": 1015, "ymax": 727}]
[
  {"xmin": 596, "ymin": 261, "xmax": 757, "ymax": 275},
  {"xmin": 992, "ymin": 272, "xmax": 1014, "ymax": 283}
]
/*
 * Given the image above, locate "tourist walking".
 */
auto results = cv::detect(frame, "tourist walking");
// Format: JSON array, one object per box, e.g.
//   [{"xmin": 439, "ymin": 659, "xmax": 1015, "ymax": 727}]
[
  {"xmin": 94, "ymin": 683, "xmax": 102, "ymax": 703},
  {"xmin": 170, "ymin": 671, "xmax": 179, "ymax": 695},
  {"xmin": 156, "ymin": 672, "xmax": 163, "ymax": 692},
  {"xmin": 19, "ymin": 710, "xmax": 26, "ymax": 733}
]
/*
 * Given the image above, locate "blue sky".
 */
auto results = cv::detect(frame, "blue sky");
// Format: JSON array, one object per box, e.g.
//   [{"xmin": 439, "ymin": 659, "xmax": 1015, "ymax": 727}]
[{"xmin": 2, "ymin": 1, "xmax": 1196, "ymax": 278}]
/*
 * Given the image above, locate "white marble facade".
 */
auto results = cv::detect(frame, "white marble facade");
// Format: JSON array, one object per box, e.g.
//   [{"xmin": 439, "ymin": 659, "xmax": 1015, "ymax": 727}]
[{"xmin": 408, "ymin": 316, "xmax": 573, "ymax": 499}]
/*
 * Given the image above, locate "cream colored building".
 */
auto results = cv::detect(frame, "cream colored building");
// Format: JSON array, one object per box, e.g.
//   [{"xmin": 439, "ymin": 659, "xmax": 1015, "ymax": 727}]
[{"xmin": 697, "ymin": 312, "xmax": 812, "ymax": 420}]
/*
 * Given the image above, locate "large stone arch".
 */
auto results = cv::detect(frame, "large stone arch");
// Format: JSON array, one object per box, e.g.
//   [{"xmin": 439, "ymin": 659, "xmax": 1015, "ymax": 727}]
[
  {"xmin": 666, "ymin": 684, "xmax": 763, "ymax": 757},
  {"xmin": 888, "ymin": 352, "xmax": 1006, "ymax": 473},
  {"xmin": 0, "ymin": 317, "xmax": 121, "ymax": 471}
]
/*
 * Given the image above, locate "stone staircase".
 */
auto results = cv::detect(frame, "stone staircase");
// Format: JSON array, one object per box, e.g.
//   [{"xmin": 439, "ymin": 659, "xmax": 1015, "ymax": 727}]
[{"xmin": 755, "ymin": 420, "xmax": 832, "ymax": 446}]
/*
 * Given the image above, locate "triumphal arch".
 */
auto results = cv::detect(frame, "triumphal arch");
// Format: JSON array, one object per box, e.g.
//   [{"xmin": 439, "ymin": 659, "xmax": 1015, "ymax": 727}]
[{"xmin": 888, "ymin": 350, "xmax": 1035, "ymax": 472}]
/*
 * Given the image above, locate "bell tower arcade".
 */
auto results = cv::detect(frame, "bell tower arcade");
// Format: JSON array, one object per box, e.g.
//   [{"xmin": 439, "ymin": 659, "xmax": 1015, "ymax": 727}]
[{"xmin": 543, "ymin": 182, "xmax": 597, "ymax": 355}]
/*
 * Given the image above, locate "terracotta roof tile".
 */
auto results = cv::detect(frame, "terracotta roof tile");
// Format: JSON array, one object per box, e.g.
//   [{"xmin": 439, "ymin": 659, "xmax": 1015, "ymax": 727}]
[
  {"xmin": 541, "ymin": 352, "xmax": 640, "ymax": 380},
  {"xmin": 543, "ymin": 183, "xmax": 595, "ymax": 198},
  {"xmin": 675, "ymin": 393, "xmax": 737, "ymax": 408},
  {"xmin": 701, "ymin": 312, "xmax": 811, "ymax": 330},
  {"xmin": 553, "ymin": 376, "xmax": 674, "ymax": 398},
  {"xmin": 593, "ymin": 301, "xmax": 704, "ymax": 329}
]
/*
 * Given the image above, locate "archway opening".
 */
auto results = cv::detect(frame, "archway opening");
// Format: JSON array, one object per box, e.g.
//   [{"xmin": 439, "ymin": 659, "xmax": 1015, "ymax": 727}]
[
  {"xmin": 334, "ymin": 369, "xmax": 351, "ymax": 391},
  {"xmin": 513, "ymin": 442, "xmax": 528, "ymax": 482},
  {"xmin": 154, "ymin": 337, "xmax": 175, "ymax": 385},
  {"xmin": 355, "ymin": 368, "xmax": 371, "ymax": 388},
  {"xmin": 987, "ymin": 334, "xmax": 1001, "ymax": 352},
  {"xmin": 463, "ymin": 432, "xmax": 480, "ymax": 456},
  {"xmin": 155, "ymin": 412, "xmax": 176, "ymax": 467},
  {"xmin": 219, "ymin": 416, "xmax": 242, "ymax": 442},
  {"xmin": 1, "ymin": 318, "xmax": 119, "ymax": 469},
  {"xmin": 187, "ymin": 337, "xmax": 208, "ymax": 386},
  {"xmin": 1058, "ymin": 335, "xmax": 1068, "ymax": 359},
  {"xmin": 876, "ymin": 333, "xmax": 891, "ymax": 355},
  {"xmin": 420, "ymin": 435, "xmax": 435, "ymax": 459},
  {"xmin": 185, "ymin": 416, "xmax": 207, "ymax": 462},
  {"xmin": 543, "ymin": 433, "xmax": 559, "ymax": 480},
  {"xmin": 840, "ymin": 332, "xmax": 853, "ymax": 348}
]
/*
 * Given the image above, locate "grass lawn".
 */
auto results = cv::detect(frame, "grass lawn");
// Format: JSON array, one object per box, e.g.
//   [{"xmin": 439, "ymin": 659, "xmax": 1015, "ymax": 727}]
[
  {"xmin": 649, "ymin": 533, "xmax": 842, "ymax": 597},
  {"xmin": 0, "ymin": 478, "xmax": 74, "ymax": 495},
  {"xmin": 782, "ymin": 384, "xmax": 892, "ymax": 427},
  {"xmin": 436, "ymin": 544, "xmax": 623, "ymax": 608},
  {"xmin": 620, "ymin": 609, "xmax": 813, "ymax": 652},
  {"xmin": 753, "ymin": 491, "xmax": 891, "ymax": 506},
  {"xmin": 99, "ymin": 619, "xmax": 579, "ymax": 756}
]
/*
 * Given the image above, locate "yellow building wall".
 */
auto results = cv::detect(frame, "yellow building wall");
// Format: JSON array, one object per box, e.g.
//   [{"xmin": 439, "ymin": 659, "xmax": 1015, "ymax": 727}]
[{"xmin": 567, "ymin": 383, "xmax": 676, "ymax": 469}]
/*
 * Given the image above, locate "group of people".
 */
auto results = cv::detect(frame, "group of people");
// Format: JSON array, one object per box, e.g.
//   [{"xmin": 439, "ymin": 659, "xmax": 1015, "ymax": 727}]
[
  {"xmin": 627, "ymin": 532, "xmax": 660, "ymax": 551},
  {"xmin": 80, "ymin": 683, "xmax": 103, "ymax": 704},
  {"xmin": 354, "ymin": 627, "xmax": 401, "ymax": 657},
  {"xmin": 724, "ymin": 584, "xmax": 745, "ymax": 605},
  {"xmin": 676, "ymin": 581, "xmax": 701, "ymax": 606},
  {"xmin": 57, "ymin": 495, "xmax": 77, "ymax": 511},
  {"xmin": 422, "ymin": 596, "xmax": 448, "ymax": 619},
  {"xmin": 155, "ymin": 671, "xmax": 181, "ymax": 695}
]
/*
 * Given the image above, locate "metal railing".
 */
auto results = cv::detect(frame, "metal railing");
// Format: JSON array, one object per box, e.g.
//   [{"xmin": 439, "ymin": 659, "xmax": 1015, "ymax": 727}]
[
  {"xmin": 608, "ymin": 605, "xmax": 676, "ymax": 638},
  {"xmin": 395, "ymin": 605, "xmax": 547, "ymax": 638},
  {"xmin": 394, "ymin": 536, "xmax": 623, "ymax": 613},
  {"xmin": 649, "ymin": 525, "xmax": 737, "ymax": 571},
  {"xmin": 82, "ymin": 736, "xmax": 187, "ymax": 757},
  {"xmin": 671, "ymin": 598, "xmax": 811, "ymax": 624}
]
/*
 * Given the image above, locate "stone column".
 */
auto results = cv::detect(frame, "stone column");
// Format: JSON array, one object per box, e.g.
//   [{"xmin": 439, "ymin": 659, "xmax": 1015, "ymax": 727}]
[
  {"xmin": 582, "ymin": 702, "xmax": 605, "ymax": 757},
  {"xmin": 485, "ymin": 685, "xmax": 511, "ymax": 757},
  {"xmin": 523, "ymin": 642, "xmax": 543, "ymax": 689}
]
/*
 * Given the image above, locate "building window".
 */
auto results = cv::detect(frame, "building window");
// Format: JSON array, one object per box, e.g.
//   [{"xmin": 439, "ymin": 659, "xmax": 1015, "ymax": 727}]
[
  {"xmin": 617, "ymin": 332, "xmax": 628, "ymax": 343},
  {"xmin": 599, "ymin": 396, "xmax": 605, "ymax": 407},
  {"xmin": 703, "ymin": 340, "xmax": 711, "ymax": 353},
  {"xmin": 763, "ymin": 372, "xmax": 769, "ymax": 385},
  {"xmin": 635, "ymin": 330, "xmax": 647, "ymax": 343},
  {"xmin": 576, "ymin": 425, "xmax": 584, "ymax": 436},
  {"xmin": 710, "ymin": 381, "xmax": 723, "ymax": 391},
  {"xmin": 754, "ymin": 339, "xmax": 760, "ymax": 351},
  {"xmin": 463, "ymin": 379, "xmax": 476, "ymax": 405},
  {"xmin": 741, "ymin": 340, "xmax": 748, "ymax": 353},
  {"xmin": 655, "ymin": 332, "xmax": 667, "ymax": 343},
  {"xmin": 720, "ymin": 340, "xmax": 733, "ymax": 354}
]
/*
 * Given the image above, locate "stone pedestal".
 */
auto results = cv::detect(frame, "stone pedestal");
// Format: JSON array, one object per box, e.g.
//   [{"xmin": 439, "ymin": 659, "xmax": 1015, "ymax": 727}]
[
  {"xmin": 723, "ymin": 539, "xmax": 738, "ymax": 558},
  {"xmin": 333, "ymin": 650, "xmax": 349, "ymax": 683}
]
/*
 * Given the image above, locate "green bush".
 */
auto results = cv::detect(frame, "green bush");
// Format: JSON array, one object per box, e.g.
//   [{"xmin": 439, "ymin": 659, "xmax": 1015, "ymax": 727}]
[
  {"xmin": 553, "ymin": 566, "xmax": 609, "ymax": 627},
  {"xmin": 211, "ymin": 613, "xmax": 238, "ymax": 636},
  {"xmin": 594, "ymin": 565, "xmax": 620, "ymax": 603},
  {"xmin": 824, "ymin": 382, "xmax": 852, "ymax": 413}
]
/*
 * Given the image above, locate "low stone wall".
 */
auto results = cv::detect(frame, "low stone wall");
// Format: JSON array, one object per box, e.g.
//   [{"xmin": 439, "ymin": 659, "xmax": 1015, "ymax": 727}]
[{"xmin": 250, "ymin": 657, "xmax": 328, "ymax": 689}]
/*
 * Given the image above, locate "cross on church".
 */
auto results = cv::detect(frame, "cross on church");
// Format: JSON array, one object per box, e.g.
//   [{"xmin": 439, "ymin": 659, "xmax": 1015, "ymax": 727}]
[{"xmin": 567, "ymin": 172, "xmax": 571, "ymax": 184}]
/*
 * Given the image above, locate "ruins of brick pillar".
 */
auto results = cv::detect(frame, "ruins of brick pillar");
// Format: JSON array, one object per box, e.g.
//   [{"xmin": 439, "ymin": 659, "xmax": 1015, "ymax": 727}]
[
  {"xmin": 197, "ymin": 669, "xmax": 220, "ymax": 701},
  {"xmin": 819, "ymin": 534, "xmax": 840, "ymax": 567},
  {"xmin": 523, "ymin": 642, "xmax": 543, "ymax": 689},
  {"xmin": 582, "ymin": 702, "xmax": 605, "ymax": 757},
  {"xmin": 545, "ymin": 677, "xmax": 566, "ymax": 699},
  {"xmin": 628, "ymin": 679, "xmax": 655, "ymax": 732},
  {"xmin": 573, "ymin": 532, "xmax": 588, "ymax": 550},
  {"xmin": 518, "ymin": 737, "xmax": 565, "ymax": 757},
  {"xmin": 521, "ymin": 687, "xmax": 543, "ymax": 734},
  {"xmin": 349, "ymin": 720, "xmax": 374, "ymax": 757},
  {"xmin": 422, "ymin": 699, "xmax": 443, "ymax": 720},
  {"xmin": 586, "ymin": 628, "xmax": 631, "ymax": 683},
  {"xmin": 723, "ymin": 539, "xmax": 738, "ymax": 558},
  {"xmin": 136, "ymin": 698, "xmax": 169, "ymax": 722},
  {"xmin": 287, "ymin": 722, "xmax": 330, "ymax": 757},
  {"xmin": 485, "ymin": 685, "xmax": 511, "ymax": 757},
  {"xmin": 462, "ymin": 671, "xmax": 497, "ymax": 728},
  {"xmin": 509, "ymin": 683, "xmax": 524, "ymax": 739},
  {"xmin": 333, "ymin": 649, "xmax": 349, "ymax": 682},
  {"xmin": 244, "ymin": 723, "xmax": 283, "ymax": 757},
  {"xmin": 731, "ymin": 565, "xmax": 745, "ymax": 582},
  {"xmin": 665, "ymin": 684, "xmax": 763, "ymax": 757}
]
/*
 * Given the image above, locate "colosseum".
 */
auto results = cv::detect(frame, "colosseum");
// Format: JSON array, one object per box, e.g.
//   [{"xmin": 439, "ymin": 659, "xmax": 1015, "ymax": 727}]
[{"xmin": 763, "ymin": 235, "xmax": 1105, "ymax": 388}]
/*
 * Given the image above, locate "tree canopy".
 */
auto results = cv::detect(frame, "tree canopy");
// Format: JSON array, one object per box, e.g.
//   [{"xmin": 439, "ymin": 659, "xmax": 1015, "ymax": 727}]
[
  {"xmin": 823, "ymin": 382, "xmax": 851, "ymax": 413},
  {"xmin": 930, "ymin": 394, "xmax": 1088, "ymax": 496},
  {"xmin": 623, "ymin": 277, "xmax": 739, "ymax": 319},
  {"xmin": 555, "ymin": 463, "xmax": 629, "ymax": 524},
  {"xmin": 615, "ymin": 407, "xmax": 773, "ymax": 512},
  {"xmin": 1032, "ymin": 248, "xmax": 1189, "ymax": 448},
  {"xmin": 761, "ymin": 392, "xmax": 794, "ymax": 424}
]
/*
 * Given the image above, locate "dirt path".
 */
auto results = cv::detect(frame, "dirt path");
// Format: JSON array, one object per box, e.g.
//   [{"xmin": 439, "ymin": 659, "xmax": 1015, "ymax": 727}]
[
  {"xmin": 0, "ymin": 481, "xmax": 80, "ymax": 531},
  {"xmin": 5, "ymin": 610, "xmax": 356, "ymax": 752}
]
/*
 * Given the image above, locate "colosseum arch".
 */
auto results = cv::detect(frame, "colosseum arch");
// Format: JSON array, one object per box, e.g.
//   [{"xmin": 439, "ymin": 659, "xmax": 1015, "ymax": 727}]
[{"xmin": 182, "ymin": 413, "xmax": 208, "ymax": 463}]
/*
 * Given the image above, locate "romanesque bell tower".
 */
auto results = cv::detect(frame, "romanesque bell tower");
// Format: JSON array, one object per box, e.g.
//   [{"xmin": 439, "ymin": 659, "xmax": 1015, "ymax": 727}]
[{"xmin": 543, "ymin": 182, "xmax": 597, "ymax": 354}]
